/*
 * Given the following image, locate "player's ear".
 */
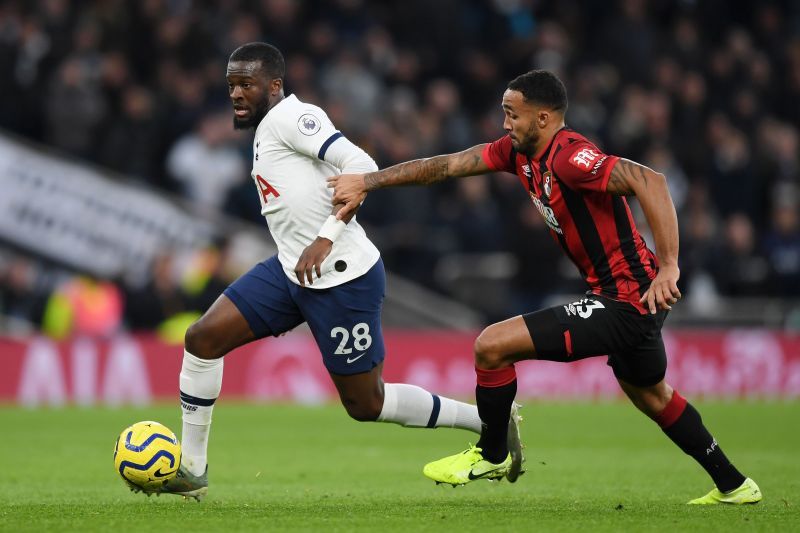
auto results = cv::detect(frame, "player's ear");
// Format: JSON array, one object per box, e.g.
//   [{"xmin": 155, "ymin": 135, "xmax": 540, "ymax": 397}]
[
  {"xmin": 270, "ymin": 77, "xmax": 283, "ymax": 96},
  {"xmin": 537, "ymin": 110, "xmax": 549, "ymax": 129}
]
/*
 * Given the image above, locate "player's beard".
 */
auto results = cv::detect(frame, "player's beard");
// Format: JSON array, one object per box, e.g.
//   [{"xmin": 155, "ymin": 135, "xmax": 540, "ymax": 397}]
[
  {"xmin": 516, "ymin": 123, "xmax": 540, "ymax": 156},
  {"xmin": 233, "ymin": 95, "xmax": 271, "ymax": 130}
]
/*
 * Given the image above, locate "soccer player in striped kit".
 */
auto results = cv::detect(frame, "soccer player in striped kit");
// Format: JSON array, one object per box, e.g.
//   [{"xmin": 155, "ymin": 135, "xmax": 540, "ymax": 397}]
[
  {"xmin": 154, "ymin": 43, "xmax": 523, "ymax": 501},
  {"xmin": 329, "ymin": 70, "xmax": 761, "ymax": 504}
]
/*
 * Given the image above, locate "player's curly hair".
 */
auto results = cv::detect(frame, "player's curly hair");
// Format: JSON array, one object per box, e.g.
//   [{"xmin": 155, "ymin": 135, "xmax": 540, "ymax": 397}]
[
  {"xmin": 508, "ymin": 70, "xmax": 567, "ymax": 112},
  {"xmin": 229, "ymin": 42, "xmax": 285, "ymax": 80}
]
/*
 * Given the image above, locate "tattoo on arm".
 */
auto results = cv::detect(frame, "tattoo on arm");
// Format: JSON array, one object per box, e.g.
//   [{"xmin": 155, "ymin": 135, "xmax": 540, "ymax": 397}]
[
  {"xmin": 447, "ymin": 146, "xmax": 488, "ymax": 178},
  {"xmin": 607, "ymin": 158, "xmax": 651, "ymax": 196},
  {"xmin": 363, "ymin": 144, "xmax": 489, "ymax": 191}
]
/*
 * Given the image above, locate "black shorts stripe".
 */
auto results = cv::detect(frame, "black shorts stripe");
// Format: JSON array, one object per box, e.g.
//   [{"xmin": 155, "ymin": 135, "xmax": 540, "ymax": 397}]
[
  {"xmin": 612, "ymin": 196, "xmax": 652, "ymax": 297},
  {"xmin": 180, "ymin": 391, "xmax": 216, "ymax": 407},
  {"xmin": 556, "ymin": 178, "xmax": 618, "ymax": 298}
]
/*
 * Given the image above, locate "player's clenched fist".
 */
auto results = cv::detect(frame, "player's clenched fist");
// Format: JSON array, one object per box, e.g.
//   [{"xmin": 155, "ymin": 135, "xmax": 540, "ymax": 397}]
[
  {"xmin": 639, "ymin": 263, "xmax": 681, "ymax": 314},
  {"xmin": 328, "ymin": 173, "xmax": 367, "ymax": 220},
  {"xmin": 294, "ymin": 237, "xmax": 333, "ymax": 286}
]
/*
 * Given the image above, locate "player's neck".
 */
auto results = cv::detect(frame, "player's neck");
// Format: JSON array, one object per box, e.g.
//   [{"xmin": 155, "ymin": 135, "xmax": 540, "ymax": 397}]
[
  {"xmin": 267, "ymin": 93, "xmax": 286, "ymax": 113},
  {"xmin": 529, "ymin": 122, "xmax": 566, "ymax": 159}
]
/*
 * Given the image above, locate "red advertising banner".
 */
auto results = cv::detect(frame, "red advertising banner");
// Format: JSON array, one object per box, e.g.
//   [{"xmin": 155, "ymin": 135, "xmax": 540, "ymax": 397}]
[{"xmin": 1, "ymin": 329, "xmax": 799, "ymax": 406}]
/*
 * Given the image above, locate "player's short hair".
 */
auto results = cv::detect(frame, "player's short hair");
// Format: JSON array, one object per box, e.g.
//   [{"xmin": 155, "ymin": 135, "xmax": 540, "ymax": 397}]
[
  {"xmin": 508, "ymin": 70, "xmax": 568, "ymax": 112},
  {"xmin": 229, "ymin": 42, "xmax": 285, "ymax": 80}
]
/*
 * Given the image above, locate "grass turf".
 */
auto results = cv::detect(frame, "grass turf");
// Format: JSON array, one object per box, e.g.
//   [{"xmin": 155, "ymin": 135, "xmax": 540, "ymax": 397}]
[{"xmin": 0, "ymin": 401, "xmax": 797, "ymax": 532}]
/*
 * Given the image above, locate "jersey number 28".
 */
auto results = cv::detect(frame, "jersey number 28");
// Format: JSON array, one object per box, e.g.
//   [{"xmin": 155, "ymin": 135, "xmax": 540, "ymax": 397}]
[{"xmin": 331, "ymin": 323, "xmax": 372, "ymax": 354}]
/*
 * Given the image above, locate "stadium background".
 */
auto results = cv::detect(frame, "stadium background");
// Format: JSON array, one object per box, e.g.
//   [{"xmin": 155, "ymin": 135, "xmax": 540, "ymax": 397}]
[{"xmin": 0, "ymin": 0, "xmax": 799, "ymax": 405}]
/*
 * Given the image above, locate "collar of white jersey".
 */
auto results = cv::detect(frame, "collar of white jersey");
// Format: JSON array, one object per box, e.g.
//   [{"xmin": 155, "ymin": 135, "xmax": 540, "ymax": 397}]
[{"xmin": 254, "ymin": 93, "xmax": 297, "ymax": 138}]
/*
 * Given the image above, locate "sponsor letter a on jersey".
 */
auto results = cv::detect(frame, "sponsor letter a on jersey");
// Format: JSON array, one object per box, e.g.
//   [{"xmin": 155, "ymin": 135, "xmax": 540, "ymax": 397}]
[{"xmin": 256, "ymin": 174, "xmax": 280, "ymax": 204}]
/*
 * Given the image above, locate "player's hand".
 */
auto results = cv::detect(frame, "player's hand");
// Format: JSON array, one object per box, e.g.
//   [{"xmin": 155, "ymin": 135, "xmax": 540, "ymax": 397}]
[
  {"xmin": 327, "ymin": 173, "xmax": 367, "ymax": 220},
  {"xmin": 294, "ymin": 237, "xmax": 333, "ymax": 287},
  {"xmin": 640, "ymin": 263, "xmax": 681, "ymax": 314}
]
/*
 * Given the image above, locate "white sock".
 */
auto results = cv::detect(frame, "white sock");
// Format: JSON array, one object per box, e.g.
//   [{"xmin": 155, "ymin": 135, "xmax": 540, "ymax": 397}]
[
  {"xmin": 378, "ymin": 383, "xmax": 482, "ymax": 433},
  {"xmin": 179, "ymin": 350, "xmax": 223, "ymax": 476}
]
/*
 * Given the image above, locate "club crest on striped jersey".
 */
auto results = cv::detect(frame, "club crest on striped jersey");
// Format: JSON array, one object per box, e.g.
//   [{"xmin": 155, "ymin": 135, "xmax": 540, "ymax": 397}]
[
  {"xmin": 298, "ymin": 113, "xmax": 321, "ymax": 135},
  {"xmin": 543, "ymin": 171, "xmax": 552, "ymax": 198}
]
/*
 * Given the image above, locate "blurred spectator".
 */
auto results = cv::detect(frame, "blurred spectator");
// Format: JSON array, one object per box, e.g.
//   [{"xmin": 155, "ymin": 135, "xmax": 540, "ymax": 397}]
[
  {"xmin": 42, "ymin": 275, "xmax": 123, "ymax": 339},
  {"xmin": 424, "ymin": 78, "xmax": 473, "ymax": 153},
  {"xmin": 166, "ymin": 110, "xmax": 246, "ymax": 210},
  {"xmin": 0, "ymin": 255, "xmax": 50, "ymax": 330},
  {"xmin": 181, "ymin": 241, "xmax": 236, "ymax": 314},
  {"xmin": 763, "ymin": 184, "xmax": 800, "ymax": 296},
  {"xmin": 706, "ymin": 115, "xmax": 761, "ymax": 220},
  {"xmin": 709, "ymin": 213, "xmax": 771, "ymax": 297},
  {"xmin": 124, "ymin": 252, "xmax": 187, "ymax": 332},
  {"xmin": 443, "ymin": 176, "xmax": 508, "ymax": 253},
  {"xmin": 679, "ymin": 182, "xmax": 720, "ymax": 288},
  {"xmin": 44, "ymin": 55, "xmax": 107, "ymax": 158},
  {"xmin": 99, "ymin": 85, "xmax": 164, "ymax": 182},
  {"xmin": 320, "ymin": 47, "xmax": 382, "ymax": 135}
]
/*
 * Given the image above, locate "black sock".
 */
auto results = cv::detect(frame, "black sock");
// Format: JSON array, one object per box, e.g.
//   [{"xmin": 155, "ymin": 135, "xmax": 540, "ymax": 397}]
[
  {"xmin": 475, "ymin": 379, "xmax": 517, "ymax": 464},
  {"xmin": 662, "ymin": 400, "xmax": 746, "ymax": 492}
]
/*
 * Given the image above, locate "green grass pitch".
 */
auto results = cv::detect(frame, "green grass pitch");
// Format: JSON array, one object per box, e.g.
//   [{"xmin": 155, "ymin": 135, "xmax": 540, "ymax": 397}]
[{"xmin": 1, "ymin": 400, "xmax": 797, "ymax": 532}]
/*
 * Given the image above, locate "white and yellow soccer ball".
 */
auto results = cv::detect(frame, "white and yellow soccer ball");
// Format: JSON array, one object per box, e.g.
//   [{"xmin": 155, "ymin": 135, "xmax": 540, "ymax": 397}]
[{"xmin": 113, "ymin": 421, "xmax": 181, "ymax": 491}]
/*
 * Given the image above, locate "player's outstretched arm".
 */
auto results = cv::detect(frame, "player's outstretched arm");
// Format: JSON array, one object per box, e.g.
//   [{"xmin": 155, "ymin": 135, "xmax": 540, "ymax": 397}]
[
  {"xmin": 328, "ymin": 144, "xmax": 490, "ymax": 220},
  {"xmin": 606, "ymin": 158, "xmax": 681, "ymax": 314}
]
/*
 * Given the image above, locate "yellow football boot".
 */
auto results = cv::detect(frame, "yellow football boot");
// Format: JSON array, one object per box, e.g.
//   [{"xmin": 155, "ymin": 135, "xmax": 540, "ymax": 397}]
[
  {"xmin": 423, "ymin": 445, "xmax": 511, "ymax": 486},
  {"xmin": 687, "ymin": 477, "xmax": 762, "ymax": 505}
]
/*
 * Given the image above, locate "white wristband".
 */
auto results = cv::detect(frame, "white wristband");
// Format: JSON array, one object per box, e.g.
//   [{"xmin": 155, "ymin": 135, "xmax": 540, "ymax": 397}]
[{"xmin": 317, "ymin": 215, "xmax": 347, "ymax": 242}]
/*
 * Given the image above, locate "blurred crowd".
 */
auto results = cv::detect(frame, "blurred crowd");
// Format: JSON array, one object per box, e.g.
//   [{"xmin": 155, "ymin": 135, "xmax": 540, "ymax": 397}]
[
  {"xmin": 0, "ymin": 242, "xmax": 235, "ymax": 339},
  {"xmin": 1, "ymin": 0, "xmax": 800, "ymax": 330}
]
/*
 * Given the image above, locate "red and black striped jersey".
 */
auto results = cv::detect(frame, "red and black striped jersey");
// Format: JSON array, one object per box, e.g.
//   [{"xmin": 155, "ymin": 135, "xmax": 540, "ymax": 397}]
[{"xmin": 482, "ymin": 128, "xmax": 658, "ymax": 314}]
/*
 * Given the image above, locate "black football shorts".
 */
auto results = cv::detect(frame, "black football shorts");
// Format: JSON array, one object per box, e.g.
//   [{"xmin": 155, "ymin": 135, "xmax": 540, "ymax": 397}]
[{"xmin": 522, "ymin": 295, "xmax": 668, "ymax": 387}]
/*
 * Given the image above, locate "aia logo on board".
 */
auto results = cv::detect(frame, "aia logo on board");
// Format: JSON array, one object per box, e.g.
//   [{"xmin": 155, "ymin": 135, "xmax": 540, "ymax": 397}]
[{"xmin": 571, "ymin": 148, "xmax": 600, "ymax": 169}]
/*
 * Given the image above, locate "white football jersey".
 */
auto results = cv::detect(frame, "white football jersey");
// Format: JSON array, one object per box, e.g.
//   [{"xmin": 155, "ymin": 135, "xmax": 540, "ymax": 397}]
[{"xmin": 251, "ymin": 94, "xmax": 380, "ymax": 288}]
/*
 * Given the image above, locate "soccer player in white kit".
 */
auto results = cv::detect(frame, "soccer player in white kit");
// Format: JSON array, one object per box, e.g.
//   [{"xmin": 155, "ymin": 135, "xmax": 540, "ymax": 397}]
[{"xmin": 149, "ymin": 43, "xmax": 522, "ymax": 501}]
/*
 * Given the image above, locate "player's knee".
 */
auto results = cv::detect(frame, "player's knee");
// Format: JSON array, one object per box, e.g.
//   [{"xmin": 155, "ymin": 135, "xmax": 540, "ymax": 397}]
[
  {"xmin": 473, "ymin": 327, "xmax": 507, "ymax": 369},
  {"xmin": 184, "ymin": 319, "xmax": 222, "ymax": 360},
  {"xmin": 341, "ymin": 396, "xmax": 383, "ymax": 422}
]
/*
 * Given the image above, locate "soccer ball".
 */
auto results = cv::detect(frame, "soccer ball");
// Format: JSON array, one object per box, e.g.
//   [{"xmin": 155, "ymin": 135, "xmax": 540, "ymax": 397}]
[{"xmin": 113, "ymin": 421, "xmax": 181, "ymax": 491}]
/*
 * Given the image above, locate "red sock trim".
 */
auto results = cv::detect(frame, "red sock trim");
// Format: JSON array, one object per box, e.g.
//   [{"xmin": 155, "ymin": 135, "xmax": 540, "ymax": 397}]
[
  {"xmin": 475, "ymin": 365, "xmax": 517, "ymax": 388},
  {"xmin": 563, "ymin": 329, "xmax": 573, "ymax": 357},
  {"xmin": 655, "ymin": 390, "xmax": 687, "ymax": 428}
]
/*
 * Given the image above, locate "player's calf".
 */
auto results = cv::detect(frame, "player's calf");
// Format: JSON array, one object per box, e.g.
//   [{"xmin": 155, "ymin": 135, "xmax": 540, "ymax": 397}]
[
  {"xmin": 340, "ymin": 395, "xmax": 383, "ymax": 421},
  {"xmin": 376, "ymin": 383, "xmax": 483, "ymax": 432}
]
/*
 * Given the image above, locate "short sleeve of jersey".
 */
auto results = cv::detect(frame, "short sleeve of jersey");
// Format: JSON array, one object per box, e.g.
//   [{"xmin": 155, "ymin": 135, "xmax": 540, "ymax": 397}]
[
  {"xmin": 481, "ymin": 135, "xmax": 516, "ymax": 173},
  {"xmin": 552, "ymin": 141, "xmax": 619, "ymax": 192},
  {"xmin": 273, "ymin": 103, "xmax": 342, "ymax": 160}
]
